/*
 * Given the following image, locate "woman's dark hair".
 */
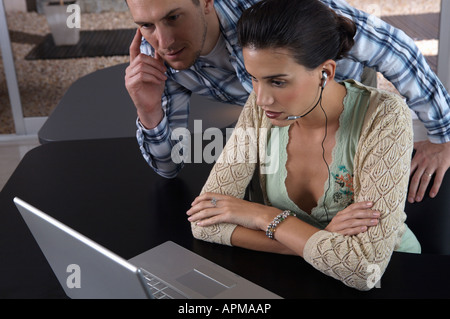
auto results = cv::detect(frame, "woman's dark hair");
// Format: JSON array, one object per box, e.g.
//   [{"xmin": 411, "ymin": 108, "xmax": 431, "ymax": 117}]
[{"xmin": 237, "ymin": 0, "xmax": 356, "ymax": 69}]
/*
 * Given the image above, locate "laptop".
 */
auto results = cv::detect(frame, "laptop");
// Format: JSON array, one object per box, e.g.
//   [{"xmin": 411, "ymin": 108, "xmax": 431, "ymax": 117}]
[{"xmin": 14, "ymin": 197, "xmax": 281, "ymax": 299}]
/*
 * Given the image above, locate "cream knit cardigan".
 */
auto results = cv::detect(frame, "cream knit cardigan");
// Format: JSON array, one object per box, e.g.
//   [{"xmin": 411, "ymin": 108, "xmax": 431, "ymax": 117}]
[{"xmin": 191, "ymin": 81, "xmax": 413, "ymax": 291}]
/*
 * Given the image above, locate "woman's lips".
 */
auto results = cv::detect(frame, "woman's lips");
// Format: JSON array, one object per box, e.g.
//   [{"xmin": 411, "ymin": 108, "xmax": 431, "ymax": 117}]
[{"xmin": 265, "ymin": 111, "xmax": 283, "ymax": 119}]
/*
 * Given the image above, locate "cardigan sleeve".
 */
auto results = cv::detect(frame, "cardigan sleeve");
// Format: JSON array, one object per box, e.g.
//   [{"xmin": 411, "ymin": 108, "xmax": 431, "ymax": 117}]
[
  {"xmin": 191, "ymin": 93, "xmax": 261, "ymax": 245},
  {"xmin": 303, "ymin": 92, "xmax": 413, "ymax": 290}
]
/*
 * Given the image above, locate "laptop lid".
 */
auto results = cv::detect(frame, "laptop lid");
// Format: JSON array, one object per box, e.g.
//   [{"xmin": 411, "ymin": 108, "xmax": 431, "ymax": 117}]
[{"xmin": 14, "ymin": 197, "xmax": 152, "ymax": 299}]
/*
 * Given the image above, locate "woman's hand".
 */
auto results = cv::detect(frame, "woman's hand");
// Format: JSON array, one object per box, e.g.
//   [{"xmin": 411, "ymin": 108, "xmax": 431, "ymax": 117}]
[
  {"xmin": 187, "ymin": 192, "xmax": 280, "ymax": 231},
  {"xmin": 325, "ymin": 201, "xmax": 380, "ymax": 235}
]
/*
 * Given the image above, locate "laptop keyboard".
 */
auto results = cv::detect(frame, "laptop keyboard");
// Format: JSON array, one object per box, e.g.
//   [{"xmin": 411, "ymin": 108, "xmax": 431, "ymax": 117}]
[{"xmin": 142, "ymin": 272, "xmax": 186, "ymax": 299}]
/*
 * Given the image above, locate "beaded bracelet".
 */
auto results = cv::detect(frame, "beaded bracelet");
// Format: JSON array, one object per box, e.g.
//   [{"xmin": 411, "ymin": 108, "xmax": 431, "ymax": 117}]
[{"xmin": 266, "ymin": 210, "xmax": 296, "ymax": 239}]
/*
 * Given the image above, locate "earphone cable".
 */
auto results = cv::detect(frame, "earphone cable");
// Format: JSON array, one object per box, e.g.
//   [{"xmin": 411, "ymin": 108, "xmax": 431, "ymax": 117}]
[{"xmin": 319, "ymin": 87, "xmax": 331, "ymax": 222}]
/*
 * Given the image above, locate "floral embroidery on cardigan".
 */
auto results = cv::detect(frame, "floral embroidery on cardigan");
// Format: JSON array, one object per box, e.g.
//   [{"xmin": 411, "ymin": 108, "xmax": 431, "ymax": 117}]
[{"xmin": 332, "ymin": 165, "xmax": 354, "ymax": 207}]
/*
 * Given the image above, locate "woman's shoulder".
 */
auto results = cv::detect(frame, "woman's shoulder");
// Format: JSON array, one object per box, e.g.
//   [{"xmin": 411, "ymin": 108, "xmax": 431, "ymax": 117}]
[
  {"xmin": 345, "ymin": 80, "xmax": 408, "ymax": 111},
  {"xmin": 345, "ymin": 79, "xmax": 403, "ymax": 99},
  {"xmin": 345, "ymin": 80, "xmax": 411, "ymax": 126}
]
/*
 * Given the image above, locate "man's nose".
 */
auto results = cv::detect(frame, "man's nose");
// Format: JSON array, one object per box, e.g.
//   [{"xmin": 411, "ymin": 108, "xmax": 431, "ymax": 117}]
[{"xmin": 155, "ymin": 26, "xmax": 176, "ymax": 51}]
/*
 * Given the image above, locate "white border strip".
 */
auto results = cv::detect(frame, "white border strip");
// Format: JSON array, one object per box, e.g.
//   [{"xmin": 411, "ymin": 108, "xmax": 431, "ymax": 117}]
[
  {"xmin": 438, "ymin": 0, "xmax": 450, "ymax": 91},
  {"xmin": 0, "ymin": 0, "xmax": 25, "ymax": 135}
]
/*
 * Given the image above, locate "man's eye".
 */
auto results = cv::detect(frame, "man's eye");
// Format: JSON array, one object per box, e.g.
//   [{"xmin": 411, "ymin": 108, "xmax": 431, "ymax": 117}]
[
  {"xmin": 168, "ymin": 14, "xmax": 180, "ymax": 22},
  {"xmin": 141, "ymin": 24, "xmax": 155, "ymax": 31}
]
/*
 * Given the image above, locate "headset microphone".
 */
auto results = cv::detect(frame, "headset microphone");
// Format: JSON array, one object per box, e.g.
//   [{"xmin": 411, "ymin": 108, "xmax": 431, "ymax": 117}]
[{"xmin": 286, "ymin": 71, "xmax": 328, "ymax": 121}]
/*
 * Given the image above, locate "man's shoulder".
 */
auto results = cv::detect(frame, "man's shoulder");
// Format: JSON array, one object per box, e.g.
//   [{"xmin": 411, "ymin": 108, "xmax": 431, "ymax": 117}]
[{"xmin": 214, "ymin": 0, "xmax": 260, "ymax": 16}]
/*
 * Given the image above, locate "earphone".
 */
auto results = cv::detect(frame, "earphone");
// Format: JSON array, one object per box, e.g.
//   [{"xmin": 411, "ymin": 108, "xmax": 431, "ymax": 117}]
[
  {"xmin": 286, "ymin": 70, "xmax": 328, "ymax": 121},
  {"xmin": 321, "ymin": 71, "xmax": 328, "ymax": 89}
]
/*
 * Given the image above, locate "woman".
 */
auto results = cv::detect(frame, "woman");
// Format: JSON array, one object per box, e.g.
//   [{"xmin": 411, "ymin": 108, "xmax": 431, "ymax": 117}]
[{"xmin": 186, "ymin": 0, "xmax": 421, "ymax": 291}]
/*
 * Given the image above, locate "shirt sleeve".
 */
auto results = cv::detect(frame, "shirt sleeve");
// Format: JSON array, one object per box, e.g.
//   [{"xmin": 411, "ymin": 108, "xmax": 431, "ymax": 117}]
[
  {"xmin": 323, "ymin": 0, "xmax": 450, "ymax": 143},
  {"xmin": 135, "ymin": 81, "xmax": 192, "ymax": 178},
  {"xmin": 303, "ymin": 92, "xmax": 414, "ymax": 291},
  {"xmin": 136, "ymin": 115, "xmax": 182, "ymax": 179}
]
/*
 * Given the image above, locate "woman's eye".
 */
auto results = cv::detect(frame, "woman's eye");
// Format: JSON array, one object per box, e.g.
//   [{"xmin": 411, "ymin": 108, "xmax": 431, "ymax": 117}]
[{"xmin": 272, "ymin": 80, "xmax": 286, "ymax": 87}]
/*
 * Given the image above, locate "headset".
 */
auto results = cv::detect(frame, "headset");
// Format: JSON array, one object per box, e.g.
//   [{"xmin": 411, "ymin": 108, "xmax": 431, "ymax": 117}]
[
  {"xmin": 285, "ymin": 70, "xmax": 331, "ymax": 220},
  {"xmin": 286, "ymin": 71, "xmax": 328, "ymax": 121}
]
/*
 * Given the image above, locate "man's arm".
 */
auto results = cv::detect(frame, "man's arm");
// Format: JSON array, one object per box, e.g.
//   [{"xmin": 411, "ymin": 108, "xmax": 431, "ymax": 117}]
[
  {"xmin": 323, "ymin": 0, "xmax": 450, "ymax": 201},
  {"xmin": 126, "ymin": 29, "xmax": 190, "ymax": 178},
  {"xmin": 136, "ymin": 79, "xmax": 192, "ymax": 179}
]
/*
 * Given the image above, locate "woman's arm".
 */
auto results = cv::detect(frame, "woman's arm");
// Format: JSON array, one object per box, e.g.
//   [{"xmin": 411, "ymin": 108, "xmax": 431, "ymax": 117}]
[
  {"xmin": 190, "ymin": 93, "xmax": 261, "ymax": 245},
  {"xmin": 189, "ymin": 192, "xmax": 380, "ymax": 256},
  {"xmin": 189, "ymin": 192, "xmax": 309, "ymax": 255},
  {"xmin": 231, "ymin": 225, "xmax": 304, "ymax": 256},
  {"xmin": 302, "ymin": 92, "xmax": 414, "ymax": 290}
]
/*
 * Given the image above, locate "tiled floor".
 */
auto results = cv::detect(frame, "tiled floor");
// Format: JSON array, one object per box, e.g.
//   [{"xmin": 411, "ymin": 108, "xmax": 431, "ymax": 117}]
[{"xmin": 0, "ymin": 136, "xmax": 40, "ymax": 191}]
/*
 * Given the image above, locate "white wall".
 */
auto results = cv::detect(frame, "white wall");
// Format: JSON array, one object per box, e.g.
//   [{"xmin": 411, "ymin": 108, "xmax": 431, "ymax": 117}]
[
  {"xmin": 4, "ymin": 0, "xmax": 26, "ymax": 12},
  {"xmin": 438, "ymin": 0, "xmax": 450, "ymax": 91}
]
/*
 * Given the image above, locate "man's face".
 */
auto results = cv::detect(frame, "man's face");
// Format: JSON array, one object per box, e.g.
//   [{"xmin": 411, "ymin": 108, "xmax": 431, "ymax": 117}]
[{"xmin": 127, "ymin": 0, "xmax": 208, "ymax": 70}]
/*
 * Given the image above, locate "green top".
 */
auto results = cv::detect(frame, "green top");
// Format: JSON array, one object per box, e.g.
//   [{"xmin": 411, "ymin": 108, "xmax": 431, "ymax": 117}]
[{"xmin": 266, "ymin": 81, "xmax": 420, "ymax": 253}]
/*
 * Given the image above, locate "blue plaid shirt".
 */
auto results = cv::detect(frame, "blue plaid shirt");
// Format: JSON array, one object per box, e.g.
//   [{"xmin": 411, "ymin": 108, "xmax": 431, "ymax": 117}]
[{"xmin": 136, "ymin": 0, "xmax": 450, "ymax": 178}]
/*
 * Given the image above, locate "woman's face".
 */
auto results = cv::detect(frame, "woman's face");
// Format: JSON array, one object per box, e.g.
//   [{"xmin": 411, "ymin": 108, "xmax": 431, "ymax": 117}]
[{"xmin": 243, "ymin": 47, "xmax": 323, "ymax": 126}]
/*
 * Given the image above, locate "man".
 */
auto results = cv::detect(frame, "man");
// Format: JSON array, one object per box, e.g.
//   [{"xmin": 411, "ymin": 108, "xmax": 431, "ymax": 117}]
[{"xmin": 125, "ymin": 0, "xmax": 450, "ymax": 203}]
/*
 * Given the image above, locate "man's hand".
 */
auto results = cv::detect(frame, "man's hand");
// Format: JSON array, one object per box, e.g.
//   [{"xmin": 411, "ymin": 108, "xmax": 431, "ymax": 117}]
[
  {"xmin": 408, "ymin": 140, "xmax": 450, "ymax": 203},
  {"xmin": 125, "ymin": 29, "xmax": 167, "ymax": 129}
]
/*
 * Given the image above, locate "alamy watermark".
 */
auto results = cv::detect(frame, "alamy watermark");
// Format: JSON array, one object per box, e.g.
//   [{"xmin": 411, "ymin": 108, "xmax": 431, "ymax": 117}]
[
  {"xmin": 170, "ymin": 121, "xmax": 280, "ymax": 174},
  {"xmin": 66, "ymin": 4, "xmax": 81, "ymax": 29},
  {"xmin": 66, "ymin": 264, "xmax": 81, "ymax": 289},
  {"xmin": 367, "ymin": 264, "xmax": 382, "ymax": 289}
]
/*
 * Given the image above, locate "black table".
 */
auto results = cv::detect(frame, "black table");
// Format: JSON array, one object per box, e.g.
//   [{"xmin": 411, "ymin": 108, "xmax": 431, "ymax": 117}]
[
  {"xmin": 1, "ymin": 138, "xmax": 450, "ymax": 300},
  {"xmin": 37, "ymin": 63, "xmax": 242, "ymax": 144}
]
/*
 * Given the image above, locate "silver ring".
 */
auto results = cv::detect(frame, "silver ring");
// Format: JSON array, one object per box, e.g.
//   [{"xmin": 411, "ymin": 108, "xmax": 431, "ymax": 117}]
[
  {"xmin": 425, "ymin": 172, "xmax": 433, "ymax": 177},
  {"xmin": 211, "ymin": 197, "xmax": 217, "ymax": 207}
]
